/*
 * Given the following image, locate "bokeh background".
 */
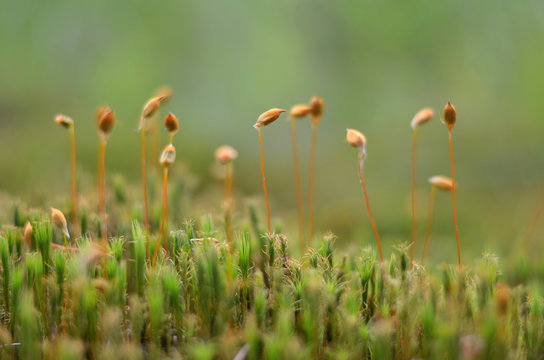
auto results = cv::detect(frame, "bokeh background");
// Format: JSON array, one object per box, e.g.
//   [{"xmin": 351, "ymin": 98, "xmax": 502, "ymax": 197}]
[{"xmin": 1, "ymin": 0, "xmax": 544, "ymax": 264}]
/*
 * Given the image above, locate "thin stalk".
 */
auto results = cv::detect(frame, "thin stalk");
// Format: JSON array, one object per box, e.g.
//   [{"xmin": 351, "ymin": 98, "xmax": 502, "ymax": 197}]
[
  {"xmin": 308, "ymin": 124, "xmax": 318, "ymax": 245},
  {"xmin": 99, "ymin": 136, "xmax": 108, "ymax": 277},
  {"xmin": 410, "ymin": 128, "xmax": 418, "ymax": 260},
  {"xmin": 97, "ymin": 142, "xmax": 103, "ymax": 226},
  {"xmin": 290, "ymin": 117, "xmax": 305, "ymax": 254},
  {"xmin": 258, "ymin": 127, "xmax": 271, "ymax": 233},
  {"xmin": 522, "ymin": 186, "xmax": 544, "ymax": 244},
  {"xmin": 224, "ymin": 164, "xmax": 230, "ymax": 200},
  {"xmin": 153, "ymin": 167, "xmax": 169, "ymax": 267},
  {"xmin": 69, "ymin": 126, "xmax": 78, "ymax": 236},
  {"xmin": 99, "ymin": 137, "xmax": 107, "ymax": 245},
  {"xmin": 141, "ymin": 125, "xmax": 150, "ymax": 255},
  {"xmin": 164, "ymin": 168, "xmax": 169, "ymax": 252},
  {"xmin": 422, "ymin": 186, "xmax": 436, "ymax": 263},
  {"xmin": 448, "ymin": 131, "xmax": 461, "ymax": 268},
  {"xmin": 357, "ymin": 155, "xmax": 383, "ymax": 261},
  {"xmin": 225, "ymin": 162, "xmax": 234, "ymax": 247},
  {"xmin": 227, "ymin": 162, "xmax": 233, "ymax": 200}
]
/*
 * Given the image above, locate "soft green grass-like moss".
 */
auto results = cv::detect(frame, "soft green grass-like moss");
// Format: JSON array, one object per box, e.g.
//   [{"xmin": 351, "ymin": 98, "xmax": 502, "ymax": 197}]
[{"xmin": 0, "ymin": 213, "xmax": 542, "ymax": 359}]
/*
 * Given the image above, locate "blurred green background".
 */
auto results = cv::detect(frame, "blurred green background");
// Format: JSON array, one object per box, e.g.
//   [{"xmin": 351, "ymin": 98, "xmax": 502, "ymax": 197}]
[{"xmin": 1, "ymin": 0, "xmax": 544, "ymax": 263}]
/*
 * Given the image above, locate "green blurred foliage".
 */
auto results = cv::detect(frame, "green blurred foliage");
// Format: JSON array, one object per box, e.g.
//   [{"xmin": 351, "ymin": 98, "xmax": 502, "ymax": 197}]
[{"xmin": 1, "ymin": 0, "xmax": 544, "ymax": 261}]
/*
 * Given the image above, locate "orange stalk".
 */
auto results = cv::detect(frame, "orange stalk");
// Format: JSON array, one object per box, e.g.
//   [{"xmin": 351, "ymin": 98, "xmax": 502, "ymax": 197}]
[
  {"xmin": 421, "ymin": 185, "xmax": 436, "ymax": 263},
  {"xmin": 410, "ymin": 129, "xmax": 418, "ymax": 260},
  {"xmin": 153, "ymin": 167, "xmax": 169, "ymax": 268},
  {"xmin": 253, "ymin": 108, "xmax": 284, "ymax": 234},
  {"xmin": 307, "ymin": 96, "xmax": 323, "ymax": 245},
  {"xmin": 308, "ymin": 124, "xmax": 317, "ymax": 245},
  {"xmin": 216, "ymin": 145, "xmax": 237, "ymax": 249},
  {"xmin": 357, "ymin": 155, "xmax": 384, "ymax": 261},
  {"xmin": 164, "ymin": 173, "xmax": 169, "ymax": 252},
  {"xmin": 99, "ymin": 137, "xmax": 107, "ymax": 245},
  {"xmin": 55, "ymin": 114, "xmax": 78, "ymax": 236},
  {"xmin": 96, "ymin": 106, "xmax": 115, "ymax": 278},
  {"xmin": 449, "ymin": 131, "xmax": 461, "ymax": 268},
  {"xmin": 99, "ymin": 137, "xmax": 108, "ymax": 278},
  {"xmin": 290, "ymin": 117, "xmax": 305, "ymax": 254},
  {"xmin": 225, "ymin": 162, "xmax": 234, "ymax": 246},
  {"xmin": 224, "ymin": 163, "xmax": 229, "ymax": 200},
  {"xmin": 227, "ymin": 163, "xmax": 234, "ymax": 200},
  {"xmin": 69, "ymin": 126, "xmax": 78, "ymax": 236},
  {"xmin": 258, "ymin": 127, "xmax": 271, "ymax": 233}
]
